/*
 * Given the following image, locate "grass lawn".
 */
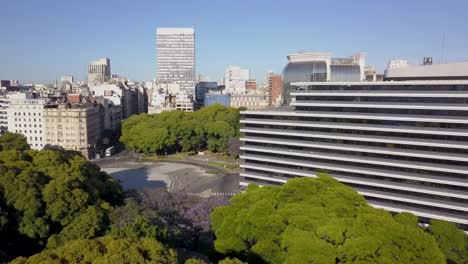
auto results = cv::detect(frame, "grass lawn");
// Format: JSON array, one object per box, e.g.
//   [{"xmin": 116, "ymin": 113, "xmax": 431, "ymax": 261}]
[{"xmin": 141, "ymin": 151, "xmax": 240, "ymax": 172}]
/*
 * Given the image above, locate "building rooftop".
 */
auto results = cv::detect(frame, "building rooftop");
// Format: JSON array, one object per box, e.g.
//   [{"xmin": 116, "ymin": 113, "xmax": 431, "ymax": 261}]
[
  {"xmin": 291, "ymin": 80, "xmax": 468, "ymax": 86},
  {"xmin": 385, "ymin": 61, "xmax": 468, "ymax": 80},
  {"xmin": 156, "ymin": 27, "xmax": 194, "ymax": 34}
]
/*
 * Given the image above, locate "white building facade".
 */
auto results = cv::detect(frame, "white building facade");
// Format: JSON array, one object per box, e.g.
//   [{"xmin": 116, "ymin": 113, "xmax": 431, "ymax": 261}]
[
  {"xmin": 175, "ymin": 91, "xmax": 195, "ymax": 112},
  {"xmin": 224, "ymin": 66, "xmax": 250, "ymax": 94},
  {"xmin": 240, "ymin": 81, "xmax": 468, "ymax": 230},
  {"xmin": 156, "ymin": 27, "xmax": 195, "ymax": 94},
  {"xmin": 7, "ymin": 94, "xmax": 47, "ymax": 150},
  {"xmin": 230, "ymin": 94, "xmax": 269, "ymax": 110},
  {"xmin": 88, "ymin": 58, "xmax": 111, "ymax": 86}
]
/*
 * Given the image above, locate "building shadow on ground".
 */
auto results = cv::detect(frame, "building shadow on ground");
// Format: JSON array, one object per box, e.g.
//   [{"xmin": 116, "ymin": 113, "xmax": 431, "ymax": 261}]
[{"xmin": 109, "ymin": 167, "xmax": 167, "ymax": 190}]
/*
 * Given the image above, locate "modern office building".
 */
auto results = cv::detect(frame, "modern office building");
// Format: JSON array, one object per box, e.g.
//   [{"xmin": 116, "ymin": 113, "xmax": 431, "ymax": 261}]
[
  {"xmin": 44, "ymin": 102, "xmax": 102, "ymax": 158},
  {"xmin": 239, "ymin": 81, "xmax": 468, "ymax": 229},
  {"xmin": 225, "ymin": 66, "xmax": 250, "ymax": 94},
  {"xmin": 6, "ymin": 94, "xmax": 47, "ymax": 150},
  {"xmin": 195, "ymin": 81, "xmax": 219, "ymax": 108},
  {"xmin": 282, "ymin": 52, "xmax": 366, "ymax": 105},
  {"xmin": 87, "ymin": 58, "xmax": 111, "ymax": 86},
  {"xmin": 385, "ymin": 59, "xmax": 468, "ymax": 81},
  {"xmin": 204, "ymin": 93, "xmax": 231, "ymax": 107},
  {"xmin": 156, "ymin": 27, "xmax": 196, "ymax": 93},
  {"xmin": 267, "ymin": 73, "xmax": 283, "ymax": 106}
]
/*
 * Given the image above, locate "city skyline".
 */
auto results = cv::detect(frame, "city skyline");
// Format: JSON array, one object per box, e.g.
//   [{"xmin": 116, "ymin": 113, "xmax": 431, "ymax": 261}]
[{"xmin": 1, "ymin": 0, "xmax": 468, "ymax": 83}]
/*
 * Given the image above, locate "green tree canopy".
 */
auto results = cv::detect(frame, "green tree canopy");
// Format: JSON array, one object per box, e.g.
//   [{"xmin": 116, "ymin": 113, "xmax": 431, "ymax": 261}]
[
  {"xmin": 120, "ymin": 104, "xmax": 240, "ymax": 154},
  {"xmin": 427, "ymin": 219, "xmax": 468, "ymax": 264},
  {"xmin": 0, "ymin": 147, "xmax": 123, "ymax": 261},
  {"xmin": 0, "ymin": 132, "xmax": 29, "ymax": 151},
  {"xmin": 218, "ymin": 257, "xmax": 246, "ymax": 264},
  {"xmin": 211, "ymin": 175, "xmax": 446, "ymax": 264},
  {"xmin": 11, "ymin": 236, "xmax": 178, "ymax": 264}
]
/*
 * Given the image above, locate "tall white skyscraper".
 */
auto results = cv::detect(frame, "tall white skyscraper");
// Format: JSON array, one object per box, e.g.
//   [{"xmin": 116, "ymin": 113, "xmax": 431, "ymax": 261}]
[
  {"xmin": 156, "ymin": 27, "xmax": 195, "ymax": 93},
  {"xmin": 224, "ymin": 66, "xmax": 250, "ymax": 94},
  {"xmin": 88, "ymin": 58, "xmax": 111, "ymax": 86}
]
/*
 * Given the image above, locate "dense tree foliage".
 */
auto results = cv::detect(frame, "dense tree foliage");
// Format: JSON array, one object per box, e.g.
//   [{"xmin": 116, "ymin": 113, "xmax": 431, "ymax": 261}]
[
  {"xmin": 218, "ymin": 257, "xmax": 246, "ymax": 264},
  {"xmin": 227, "ymin": 137, "xmax": 241, "ymax": 158},
  {"xmin": 0, "ymin": 132, "xmax": 29, "ymax": 151},
  {"xmin": 211, "ymin": 176, "xmax": 446, "ymax": 264},
  {"xmin": 120, "ymin": 104, "xmax": 240, "ymax": 154},
  {"xmin": 427, "ymin": 220, "xmax": 468, "ymax": 264},
  {"xmin": 11, "ymin": 236, "xmax": 178, "ymax": 264},
  {"xmin": 110, "ymin": 189, "xmax": 229, "ymax": 251},
  {"xmin": 0, "ymin": 133, "xmax": 123, "ymax": 261},
  {"xmin": 2, "ymin": 133, "xmax": 467, "ymax": 263}
]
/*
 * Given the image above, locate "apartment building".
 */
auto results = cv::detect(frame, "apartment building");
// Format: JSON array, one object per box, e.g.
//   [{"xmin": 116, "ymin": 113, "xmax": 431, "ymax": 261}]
[
  {"xmin": 44, "ymin": 103, "xmax": 102, "ymax": 158},
  {"xmin": 0, "ymin": 91, "xmax": 9, "ymax": 134},
  {"xmin": 175, "ymin": 91, "xmax": 195, "ymax": 112},
  {"xmin": 231, "ymin": 94, "xmax": 269, "ymax": 110},
  {"xmin": 88, "ymin": 58, "xmax": 111, "ymax": 86},
  {"xmin": 239, "ymin": 81, "xmax": 468, "ymax": 229},
  {"xmin": 267, "ymin": 74, "xmax": 283, "ymax": 106},
  {"xmin": 225, "ymin": 66, "xmax": 249, "ymax": 94},
  {"xmin": 6, "ymin": 94, "xmax": 46, "ymax": 150},
  {"xmin": 245, "ymin": 79, "xmax": 257, "ymax": 91}
]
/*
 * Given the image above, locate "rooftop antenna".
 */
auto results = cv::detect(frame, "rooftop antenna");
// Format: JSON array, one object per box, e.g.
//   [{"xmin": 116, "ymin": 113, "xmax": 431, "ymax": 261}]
[{"xmin": 440, "ymin": 32, "xmax": 446, "ymax": 64}]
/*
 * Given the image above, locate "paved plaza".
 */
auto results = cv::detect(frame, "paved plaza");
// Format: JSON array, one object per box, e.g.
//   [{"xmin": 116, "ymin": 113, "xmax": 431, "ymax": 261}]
[{"xmin": 98, "ymin": 160, "xmax": 238, "ymax": 195}]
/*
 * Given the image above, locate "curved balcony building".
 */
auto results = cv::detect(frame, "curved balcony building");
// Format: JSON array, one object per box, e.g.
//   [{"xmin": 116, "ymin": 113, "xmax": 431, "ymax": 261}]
[{"xmin": 282, "ymin": 52, "xmax": 365, "ymax": 105}]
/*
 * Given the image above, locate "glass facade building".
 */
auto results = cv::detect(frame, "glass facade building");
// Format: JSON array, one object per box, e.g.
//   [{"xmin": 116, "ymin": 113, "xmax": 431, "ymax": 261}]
[
  {"xmin": 204, "ymin": 94, "xmax": 231, "ymax": 107},
  {"xmin": 240, "ymin": 81, "xmax": 468, "ymax": 230},
  {"xmin": 282, "ymin": 52, "xmax": 365, "ymax": 105},
  {"xmin": 282, "ymin": 61, "xmax": 327, "ymax": 104}
]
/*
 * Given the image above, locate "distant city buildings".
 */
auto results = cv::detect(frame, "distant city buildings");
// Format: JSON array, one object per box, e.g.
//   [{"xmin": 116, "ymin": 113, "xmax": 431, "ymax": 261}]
[
  {"xmin": 364, "ymin": 66, "xmax": 384, "ymax": 82},
  {"xmin": 61, "ymin": 75, "xmax": 74, "ymax": 83},
  {"xmin": 156, "ymin": 27, "xmax": 196, "ymax": 93},
  {"xmin": 225, "ymin": 66, "xmax": 249, "ymax": 94},
  {"xmin": 230, "ymin": 94, "xmax": 268, "ymax": 110},
  {"xmin": 1, "ymin": 80, "xmax": 19, "ymax": 88},
  {"xmin": 267, "ymin": 73, "xmax": 283, "ymax": 106},
  {"xmin": 204, "ymin": 93, "xmax": 231, "ymax": 107},
  {"xmin": 88, "ymin": 82, "xmax": 146, "ymax": 119},
  {"xmin": 0, "ymin": 94, "xmax": 8, "ymax": 134},
  {"xmin": 195, "ymin": 81, "xmax": 219, "ymax": 108},
  {"xmin": 87, "ymin": 58, "xmax": 111, "ymax": 86},
  {"xmin": 0, "ymin": 53, "xmax": 153, "ymax": 157},
  {"xmin": 245, "ymin": 79, "xmax": 257, "ymax": 91},
  {"xmin": 282, "ymin": 51, "xmax": 366, "ymax": 104},
  {"xmin": 175, "ymin": 91, "xmax": 195, "ymax": 112}
]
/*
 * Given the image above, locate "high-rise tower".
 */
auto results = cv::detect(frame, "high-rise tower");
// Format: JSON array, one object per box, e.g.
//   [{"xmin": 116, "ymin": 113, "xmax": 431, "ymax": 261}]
[{"xmin": 156, "ymin": 27, "xmax": 195, "ymax": 94}]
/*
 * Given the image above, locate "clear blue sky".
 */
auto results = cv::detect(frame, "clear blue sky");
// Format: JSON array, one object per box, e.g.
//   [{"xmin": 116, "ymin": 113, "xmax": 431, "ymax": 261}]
[{"xmin": 1, "ymin": 0, "xmax": 468, "ymax": 83}]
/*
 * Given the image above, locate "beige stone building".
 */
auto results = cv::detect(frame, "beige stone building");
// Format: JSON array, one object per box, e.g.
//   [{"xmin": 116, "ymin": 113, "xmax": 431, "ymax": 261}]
[
  {"xmin": 230, "ymin": 94, "xmax": 269, "ymax": 110},
  {"xmin": 44, "ymin": 103, "xmax": 102, "ymax": 158}
]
